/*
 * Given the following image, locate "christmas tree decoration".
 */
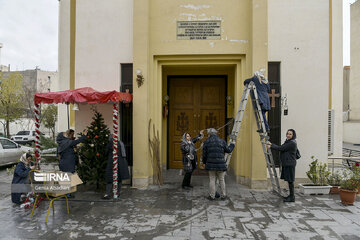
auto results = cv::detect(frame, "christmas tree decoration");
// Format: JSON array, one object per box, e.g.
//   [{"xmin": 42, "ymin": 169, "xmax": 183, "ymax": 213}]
[{"xmin": 78, "ymin": 109, "xmax": 110, "ymax": 188}]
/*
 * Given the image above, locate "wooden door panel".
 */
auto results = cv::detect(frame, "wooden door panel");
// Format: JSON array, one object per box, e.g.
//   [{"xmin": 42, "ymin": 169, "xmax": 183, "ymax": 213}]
[
  {"xmin": 169, "ymin": 76, "xmax": 226, "ymax": 169},
  {"xmin": 170, "ymin": 110, "xmax": 195, "ymax": 169},
  {"xmin": 172, "ymin": 110, "xmax": 195, "ymax": 137},
  {"xmin": 173, "ymin": 86, "xmax": 194, "ymax": 106},
  {"xmin": 199, "ymin": 109, "xmax": 225, "ymax": 139},
  {"xmin": 170, "ymin": 142, "xmax": 184, "ymax": 169},
  {"xmin": 201, "ymin": 86, "xmax": 221, "ymax": 105}
]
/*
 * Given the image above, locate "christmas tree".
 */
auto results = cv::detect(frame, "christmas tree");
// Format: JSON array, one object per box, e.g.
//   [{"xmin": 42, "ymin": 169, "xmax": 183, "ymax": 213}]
[{"xmin": 77, "ymin": 108, "xmax": 110, "ymax": 188}]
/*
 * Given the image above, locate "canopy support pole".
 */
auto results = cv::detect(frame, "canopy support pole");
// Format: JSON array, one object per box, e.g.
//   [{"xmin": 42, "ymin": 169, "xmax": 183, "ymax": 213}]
[
  {"xmin": 112, "ymin": 102, "xmax": 119, "ymax": 198},
  {"xmin": 34, "ymin": 103, "xmax": 42, "ymax": 166}
]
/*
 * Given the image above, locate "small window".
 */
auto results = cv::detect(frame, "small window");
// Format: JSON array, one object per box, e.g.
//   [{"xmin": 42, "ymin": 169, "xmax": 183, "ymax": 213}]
[
  {"xmin": 0, "ymin": 139, "xmax": 17, "ymax": 149},
  {"xmin": 16, "ymin": 131, "xmax": 30, "ymax": 135}
]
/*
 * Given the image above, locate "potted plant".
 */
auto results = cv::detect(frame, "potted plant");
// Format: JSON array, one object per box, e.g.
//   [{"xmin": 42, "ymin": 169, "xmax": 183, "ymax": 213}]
[
  {"xmin": 299, "ymin": 156, "xmax": 332, "ymax": 195},
  {"xmin": 327, "ymin": 171, "xmax": 342, "ymax": 194},
  {"xmin": 339, "ymin": 166, "xmax": 360, "ymax": 205}
]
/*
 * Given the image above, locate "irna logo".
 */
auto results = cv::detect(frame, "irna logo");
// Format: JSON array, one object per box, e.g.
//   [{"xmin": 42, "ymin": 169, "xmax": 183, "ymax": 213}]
[{"xmin": 34, "ymin": 172, "xmax": 70, "ymax": 182}]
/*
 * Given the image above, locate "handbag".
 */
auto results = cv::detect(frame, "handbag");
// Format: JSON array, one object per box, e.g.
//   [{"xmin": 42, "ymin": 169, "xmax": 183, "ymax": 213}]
[
  {"xmin": 295, "ymin": 148, "xmax": 301, "ymax": 160},
  {"xmin": 184, "ymin": 159, "xmax": 193, "ymax": 173}
]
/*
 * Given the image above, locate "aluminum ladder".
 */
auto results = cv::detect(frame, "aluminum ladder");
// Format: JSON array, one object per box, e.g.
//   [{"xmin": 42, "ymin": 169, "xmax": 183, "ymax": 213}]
[{"xmin": 225, "ymin": 82, "xmax": 282, "ymax": 195}]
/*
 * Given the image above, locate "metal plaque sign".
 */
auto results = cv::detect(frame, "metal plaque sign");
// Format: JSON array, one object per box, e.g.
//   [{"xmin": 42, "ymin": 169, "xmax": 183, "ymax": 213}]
[{"xmin": 177, "ymin": 21, "xmax": 221, "ymax": 40}]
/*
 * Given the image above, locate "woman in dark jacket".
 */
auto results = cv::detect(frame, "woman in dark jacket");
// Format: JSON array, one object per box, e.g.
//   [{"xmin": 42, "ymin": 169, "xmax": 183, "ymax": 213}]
[
  {"xmin": 11, "ymin": 153, "xmax": 34, "ymax": 204},
  {"xmin": 56, "ymin": 129, "xmax": 87, "ymax": 173},
  {"xmin": 180, "ymin": 130, "xmax": 204, "ymax": 189},
  {"xmin": 267, "ymin": 129, "xmax": 298, "ymax": 202},
  {"xmin": 244, "ymin": 72, "xmax": 271, "ymax": 132},
  {"xmin": 102, "ymin": 136, "xmax": 130, "ymax": 199}
]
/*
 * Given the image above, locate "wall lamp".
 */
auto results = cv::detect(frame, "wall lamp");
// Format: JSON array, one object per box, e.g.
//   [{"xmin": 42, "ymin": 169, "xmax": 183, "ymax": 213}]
[{"xmin": 136, "ymin": 69, "xmax": 144, "ymax": 88}]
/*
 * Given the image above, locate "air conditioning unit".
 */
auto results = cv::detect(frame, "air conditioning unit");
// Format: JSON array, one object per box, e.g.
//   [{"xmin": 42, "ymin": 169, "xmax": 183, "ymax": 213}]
[{"xmin": 328, "ymin": 109, "xmax": 334, "ymax": 155}]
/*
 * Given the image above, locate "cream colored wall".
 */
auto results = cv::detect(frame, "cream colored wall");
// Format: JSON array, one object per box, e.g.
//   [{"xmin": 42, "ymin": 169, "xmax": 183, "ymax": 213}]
[
  {"xmin": 344, "ymin": 121, "xmax": 360, "ymax": 143},
  {"xmin": 349, "ymin": 1, "xmax": 360, "ymax": 120},
  {"xmin": 75, "ymin": 0, "xmax": 133, "ymax": 134},
  {"xmin": 133, "ymin": 0, "xmax": 151, "ymax": 187},
  {"xmin": 58, "ymin": 0, "xmax": 71, "ymax": 132},
  {"xmin": 133, "ymin": 0, "xmax": 268, "ymax": 188},
  {"xmin": 75, "ymin": 103, "xmax": 114, "ymax": 134},
  {"xmin": 268, "ymin": 0, "xmax": 329, "ymax": 178},
  {"xmin": 75, "ymin": 0, "xmax": 133, "ymax": 91},
  {"xmin": 149, "ymin": 0, "xmax": 251, "ymax": 55},
  {"xmin": 331, "ymin": 0, "xmax": 343, "ymax": 156},
  {"xmin": 58, "ymin": 0, "xmax": 133, "ymax": 133},
  {"xmin": 344, "ymin": 1, "xmax": 360, "ymax": 144}
]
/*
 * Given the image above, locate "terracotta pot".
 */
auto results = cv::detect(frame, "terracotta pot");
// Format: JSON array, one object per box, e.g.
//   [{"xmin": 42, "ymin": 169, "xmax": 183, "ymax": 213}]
[
  {"xmin": 330, "ymin": 186, "xmax": 340, "ymax": 194},
  {"xmin": 339, "ymin": 188, "xmax": 358, "ymax": 205},
  {"xmin": 358, "ymin": 186, "xmax": 360, "ymax": 195}
]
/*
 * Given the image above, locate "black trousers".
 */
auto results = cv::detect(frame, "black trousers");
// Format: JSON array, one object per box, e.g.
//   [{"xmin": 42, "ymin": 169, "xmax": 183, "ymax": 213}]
[
  {"xmin": 182, "ymin": 172, "xmax": 192, "ymax": 187},
  {"xmin": 288, "ymin": 181, "xmax": 294, "ymax": 197}
]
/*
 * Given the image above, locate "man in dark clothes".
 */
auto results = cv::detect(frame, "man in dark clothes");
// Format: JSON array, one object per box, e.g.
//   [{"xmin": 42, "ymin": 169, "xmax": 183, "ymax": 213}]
[
  {"xmin": 56, "ymin": 129, "xmax": 88, "ymax": 173},
  {"xmin": 11, "ymin": 153, "xmax": 34, "ymax": 204},
  {"xmin": 244, "ymin": 71, "xmax": 271, "ymax": 133},
  {"xmin": 102, "ymin": 136, "xmax": 130, "ymax": 199},
  {"xmin": 202, "ymin": 128, "xmax": 235, "ymax": 200}
]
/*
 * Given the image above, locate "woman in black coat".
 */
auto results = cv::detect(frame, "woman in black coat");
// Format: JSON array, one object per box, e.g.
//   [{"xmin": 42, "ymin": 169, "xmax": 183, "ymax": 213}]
[
  {"xmin": 56, "ymin": 129, "xmax": 88, "ymax": 173},
  {"xmin": 267, "ymin": 129, "xmax": 298, "ymax": 202},
  {"xmin": 11, "ymin": 153, "xmax": 34, "ymax": 204},
  {"xmin": 102, "ymin": 136, "xmax": 130, "ymax": 199},
  {"xmin": 180, "ymin": 130, "xmax": 203, "ymax": 189}
]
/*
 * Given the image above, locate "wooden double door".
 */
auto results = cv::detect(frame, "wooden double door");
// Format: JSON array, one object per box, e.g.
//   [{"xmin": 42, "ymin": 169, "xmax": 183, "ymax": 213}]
[{"xmin": 169, "ymin": 76, "xmax": 226, "ymax": 169}]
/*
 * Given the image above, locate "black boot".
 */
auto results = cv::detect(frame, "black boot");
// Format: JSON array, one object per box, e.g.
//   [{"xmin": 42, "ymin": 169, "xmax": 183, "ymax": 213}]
[{"xmin": 284, "ymin": 182, "xmax": 295, "ymax": 202}]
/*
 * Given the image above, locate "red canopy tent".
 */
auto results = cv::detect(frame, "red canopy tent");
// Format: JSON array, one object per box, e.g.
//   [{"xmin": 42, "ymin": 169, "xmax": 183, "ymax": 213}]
[{"xmin": 34, "ymin": 87, "xmax": 133, "ymax": 198}]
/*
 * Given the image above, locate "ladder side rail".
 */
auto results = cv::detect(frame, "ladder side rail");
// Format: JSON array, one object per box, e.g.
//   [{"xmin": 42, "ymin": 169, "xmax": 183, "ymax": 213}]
[
  {"xmin": 225, "ymin": 86, "xmax": 251, "ymax": 166},
  {"xmin": 250, "ymin": 83, "xmax": 282, "ymax": 195},
  {"xmin": 259, "ymin": 140, "xmax": 280, "ymax": 193},
  {"xmin": 250, "ymin": 83, "xmax": 268, "ymax": 134},
  {"xmin": 229, "ymin": 86, "xmax": 251, "ymax": 143}
]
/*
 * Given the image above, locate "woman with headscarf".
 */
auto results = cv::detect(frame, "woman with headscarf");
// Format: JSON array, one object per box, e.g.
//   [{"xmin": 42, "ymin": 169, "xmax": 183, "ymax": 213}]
[
  {"xmin": 11, "ymin": 153, "xmax": 34, "ymax": 204},
  {"xmin": 56, "ymin": 129, "xmax": 88, "ymax": 173},
  {"xmin": 102, "ymin": 136, "xmax": 130, "ymax": 199},
  {"xmin": 267, "ymin": 129, "xmax": 298, "ymax": 202},
  {"xmin": 244, "ymin": 71, "xmax": 271, "ymax": 133},
  {"xmin": 180, "ymin": 130, "xmax": 204, "ymax": 190}
]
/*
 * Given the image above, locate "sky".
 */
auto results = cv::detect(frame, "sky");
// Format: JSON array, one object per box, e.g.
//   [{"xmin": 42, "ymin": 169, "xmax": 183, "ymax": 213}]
[
  {"xmin": 0, "ymin": 0, "xmax": 58, "ymax": 71},
  {"xmin": 0, "ymin": 0, "xmax": 356, "ymax": 71}
]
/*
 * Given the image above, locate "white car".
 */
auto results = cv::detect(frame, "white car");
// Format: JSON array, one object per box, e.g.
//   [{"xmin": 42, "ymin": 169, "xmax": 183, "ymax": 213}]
[
  {"xmin": 11, "ymin": 130, "xmax": 37, "ymax": 145},
  {"xmin": 0, "ymin": 137, "xmax": 33, "ymax": 166}
]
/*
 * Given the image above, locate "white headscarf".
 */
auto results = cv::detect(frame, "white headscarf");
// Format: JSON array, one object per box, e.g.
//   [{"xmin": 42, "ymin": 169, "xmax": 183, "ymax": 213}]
[{"xmin": 20, "ymin": 153, "xmax": 31, "ymax": 167}]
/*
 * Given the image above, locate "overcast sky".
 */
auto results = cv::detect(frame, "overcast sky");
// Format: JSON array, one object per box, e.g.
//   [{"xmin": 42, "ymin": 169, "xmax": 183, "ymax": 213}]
[
  {"xmin": 0, "ymin": 0, "xmax": 356, "ymax": 71},
  {"xmin": 0, "ymin": 0, "xmax": 58, "ymax": 71}
]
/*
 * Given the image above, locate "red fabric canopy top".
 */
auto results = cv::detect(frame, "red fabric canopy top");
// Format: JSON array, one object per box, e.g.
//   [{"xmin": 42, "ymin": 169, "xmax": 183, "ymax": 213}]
[{"xmin": 34, "ymin": 87, "xmax": 132, "ymax": 105}]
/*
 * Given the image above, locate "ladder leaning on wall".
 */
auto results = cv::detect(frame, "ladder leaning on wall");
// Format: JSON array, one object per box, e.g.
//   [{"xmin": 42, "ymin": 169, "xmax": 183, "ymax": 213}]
[{"xmin": 225, "ymin": 81, "xmax": 282, "ymax": 195}]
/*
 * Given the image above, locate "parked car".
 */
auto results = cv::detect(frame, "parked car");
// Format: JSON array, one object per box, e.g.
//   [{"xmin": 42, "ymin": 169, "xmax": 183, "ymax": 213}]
[
  {"xmin": 11, "ymin": 130, "xmax": 37, "ymax": 145},
  {"xmin": 0, "ymin": 137, "xmax": 33, "ymax": 166}
]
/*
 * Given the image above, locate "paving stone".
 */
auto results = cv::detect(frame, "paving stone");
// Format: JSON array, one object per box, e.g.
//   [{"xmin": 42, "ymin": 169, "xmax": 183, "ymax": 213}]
[{"xmin": 0, "ymin": 168, "xmax": 360, "ymax": 239}]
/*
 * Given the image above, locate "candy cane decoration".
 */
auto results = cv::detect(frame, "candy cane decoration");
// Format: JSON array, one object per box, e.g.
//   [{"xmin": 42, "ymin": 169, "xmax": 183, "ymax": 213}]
[
  {"xmin": 112, "ymin": 103, "xmax": 119, "ymax": 198},
  {"xmin": 34, "ymin": 103, "xmax": 41, "ymax": 165}
]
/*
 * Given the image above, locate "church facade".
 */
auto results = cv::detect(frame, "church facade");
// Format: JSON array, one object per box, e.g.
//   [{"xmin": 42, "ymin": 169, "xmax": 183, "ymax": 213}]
[{"xmin": 58, "ymin": 0, "xmax": 343, "ymax": 188}]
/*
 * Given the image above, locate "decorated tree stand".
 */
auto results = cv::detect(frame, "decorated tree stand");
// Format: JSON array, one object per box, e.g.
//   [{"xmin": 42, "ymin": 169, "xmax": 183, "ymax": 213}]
[{"xmin": 34, "ymin": 87, "xmax": 132, "ymax": 198}]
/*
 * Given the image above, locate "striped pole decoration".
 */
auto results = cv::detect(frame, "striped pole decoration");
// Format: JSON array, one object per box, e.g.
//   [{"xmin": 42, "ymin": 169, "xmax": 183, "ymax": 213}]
[
  {"xmin": 34, "ymin": 104, "xmax": 41, "ymax": 165},
  {"xmin": 112, "ymin": 103, "xmax": 119, "ymax": 198}
]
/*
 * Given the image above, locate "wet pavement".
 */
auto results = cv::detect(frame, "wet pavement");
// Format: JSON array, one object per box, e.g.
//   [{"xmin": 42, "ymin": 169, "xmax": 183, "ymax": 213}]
[{"xmin": 0, "ymin": 167, "xmax": 360, "ymax": 240}]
